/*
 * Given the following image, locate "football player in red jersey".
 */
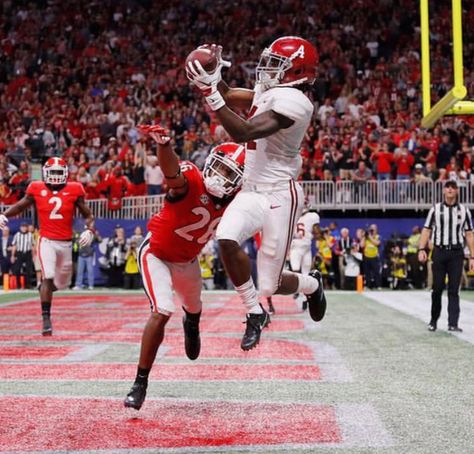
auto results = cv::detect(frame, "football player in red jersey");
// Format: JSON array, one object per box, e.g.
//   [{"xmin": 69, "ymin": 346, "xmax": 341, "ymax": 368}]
[
  {"xmin": 0, "ymin": 157, "xmax": 94, "ymax": 335},
  {"xmin": 124, "ymin": 125, "xmax": 244, "ymax": 411}
]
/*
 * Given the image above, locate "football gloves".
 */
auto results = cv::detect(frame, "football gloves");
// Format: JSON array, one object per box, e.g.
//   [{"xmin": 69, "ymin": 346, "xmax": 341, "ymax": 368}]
[
  {"xmin": 186, "ymin": 44, "xmax": 230, "ymax": 111},
  {"xmin": 78, "ymin": 229, "xmax": 94, "ymax": 248},
  {"xmin": 138, "ymin": 124, "xmax": 171, "ymax": 145}
]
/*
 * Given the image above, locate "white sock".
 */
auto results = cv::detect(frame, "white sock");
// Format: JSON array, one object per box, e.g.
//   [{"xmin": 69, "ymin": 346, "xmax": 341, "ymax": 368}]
[
  {"xmin": 235, "ymin": 278, "xmax": 262, "ymax": 314},
  {"xmin": 297, "ymin": 274, "xmax": 319, "ymax": 295}
]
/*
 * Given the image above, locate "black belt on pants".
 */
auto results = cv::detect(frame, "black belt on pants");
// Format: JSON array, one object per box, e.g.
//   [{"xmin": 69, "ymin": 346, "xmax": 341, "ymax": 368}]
[{"xmin": 434, "ymin": 245, "xmax": 463, "ymax": 251}]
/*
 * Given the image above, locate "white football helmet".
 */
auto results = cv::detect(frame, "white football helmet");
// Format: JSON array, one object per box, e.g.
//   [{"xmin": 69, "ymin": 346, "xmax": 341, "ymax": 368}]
[
  {"xmin": 43, "ymin": 157, "xmax": 68, "ymax": 185},
  {"xmin": 203, "ymin": 142, "xmax": 245, "ymax": 198}
]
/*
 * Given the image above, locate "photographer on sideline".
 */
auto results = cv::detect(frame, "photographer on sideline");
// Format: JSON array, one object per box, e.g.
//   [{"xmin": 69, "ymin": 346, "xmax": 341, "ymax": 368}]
[
  {"xmin": 124, "ymin": 240, "xmax": 141, "ymax": 289},
  {"xmin": 361, "ymin": 223, "xmax": 381, "ymax": 289}
]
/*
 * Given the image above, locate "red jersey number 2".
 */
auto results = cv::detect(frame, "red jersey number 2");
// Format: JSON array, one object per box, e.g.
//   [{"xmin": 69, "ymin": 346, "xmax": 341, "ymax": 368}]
[
  {"xmin": 49, "ymin": 196, "xmax": 64, "ymax": 219},
  {"xmin": 175, "ymin": 207, "xmax": 221, "ymax": 244}
]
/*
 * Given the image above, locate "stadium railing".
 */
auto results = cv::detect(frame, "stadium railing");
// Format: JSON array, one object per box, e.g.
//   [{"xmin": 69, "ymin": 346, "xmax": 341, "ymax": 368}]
[{"xmin": 2, "ymin": 180, "xmax": 472, "ymax": 220}]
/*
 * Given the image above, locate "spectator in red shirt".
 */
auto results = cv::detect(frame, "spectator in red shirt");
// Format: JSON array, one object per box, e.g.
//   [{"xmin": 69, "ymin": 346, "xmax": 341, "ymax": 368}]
[
  {"xmin": 394, "ymin": 147, "xmax": 415, "ymax": 180},
  {"xmin": 371, "ymin": 143, "xmax": 394, "ymax": 180},
  {"xmin": 106, "ymin": 167, "xmax": 129, "ymax": 210}
]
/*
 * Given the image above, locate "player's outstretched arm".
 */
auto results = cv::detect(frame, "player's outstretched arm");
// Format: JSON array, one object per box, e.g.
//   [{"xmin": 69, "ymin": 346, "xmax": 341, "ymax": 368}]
[
  {"xmin": 214, "ymin": 108, "xmax": 293, "ymax": 143},
  {"xmin": 0, "ymin": 195, "xmax": 35, "ymax": 229},
  {"xmin": 186, "ymin": 54, "xmax": 292, "ymax": 142},
  {"xmin": 217, "ymin": 80, "xmax": 254, "ymax": 112},
  {"xmin": 76, "ymin": 197, "xmax": 94, "ymax": 228},
  {"xmin": 138, "ymin": 125, "xmax": 188, "ymax": 196}
]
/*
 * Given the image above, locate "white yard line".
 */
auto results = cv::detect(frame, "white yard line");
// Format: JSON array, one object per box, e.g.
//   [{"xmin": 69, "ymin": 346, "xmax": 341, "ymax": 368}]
[{"xmin": 363, "ymin": 291, "xmax": 474, "ymax": 345}]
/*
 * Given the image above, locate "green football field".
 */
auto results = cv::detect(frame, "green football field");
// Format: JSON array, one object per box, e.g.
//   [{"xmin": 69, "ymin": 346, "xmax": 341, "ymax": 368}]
[{"xmin": 0, "ymin": 289, "xmax": 472, "ymax": 453}]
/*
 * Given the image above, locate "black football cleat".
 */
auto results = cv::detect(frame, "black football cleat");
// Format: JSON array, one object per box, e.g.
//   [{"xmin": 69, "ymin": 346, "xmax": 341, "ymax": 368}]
[
  {"xmin": 428, "ymin": 322, "xmax": 437, "ymax": 332},
  {"xmin": 241, "ymin": 306, "xmax": 270, "ymax": 351},
  {"xmin": 182, "ymin": 315, "xmax": 201, "ymax": 360},
  {"xmin": 124, "ymin": 382, "xmax": 147, "ymax": 410},
  {"xmin": 42, "ymin": 315, "xmax": 52, "ymax": 336},
  {"xmin": 448, "ymin": 326, "xmax": 463, "ymax": 332},
  {"xmin": 305, "ymin": 270, "xmax": 327, "ymax": 322},
  {"xmin": 302, "ymin": 298, "xmax": 308, "ymax": 311},
  {"xmin": 267, "ymin": 297, "xmax": 275, "ymax": 315}
]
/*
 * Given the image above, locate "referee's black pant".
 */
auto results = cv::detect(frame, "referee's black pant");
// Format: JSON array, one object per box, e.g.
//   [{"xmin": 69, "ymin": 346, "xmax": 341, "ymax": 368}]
[
  {"xmin": 12, "ymin": 251, "xmax": 34, "ymax": 289},
  {"xmin": 431, "ymin": 247, "xmax": 464, "ymax": 327}
]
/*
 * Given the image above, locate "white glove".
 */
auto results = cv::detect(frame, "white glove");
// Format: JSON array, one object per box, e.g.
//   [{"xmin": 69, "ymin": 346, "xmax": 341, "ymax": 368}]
[
  {"xmin": 186, "ymin": 45, "xmax": 231, "ymax": 91},
  {"xmin": 79, "ymin": 229, "xmax": 94, "ymax": 248},
  {"xmin": 0, "ymin": 214, "xmax": 8, "ymax": 230}
]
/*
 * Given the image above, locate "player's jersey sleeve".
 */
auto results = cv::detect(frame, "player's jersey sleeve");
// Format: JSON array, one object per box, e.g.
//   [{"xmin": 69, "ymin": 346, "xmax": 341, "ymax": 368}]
[
  {"xmin": 270, "ymin": 87, "xmax": 314, "ymax": 123},
  {"xmin": 26, "ymin": 181, "xmax": 42, "ymax": 198},
  {"xmin": 72, "ymin": 182, "xmax": 86, "ymax": 198},
  {"xmin": 165, "ymin": 161, "xmax": 201, "ymax": 203},
  {"xmin": 180, "ymin": 161, "xmax": 201, "ymax": 186}
]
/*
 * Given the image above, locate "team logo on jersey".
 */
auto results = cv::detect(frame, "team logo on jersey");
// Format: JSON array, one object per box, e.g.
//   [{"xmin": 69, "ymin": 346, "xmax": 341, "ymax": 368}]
[
  {"xmin": 200, "ymin": 194, "xmax": 209, "ymax": 205},
  {"xmin": 40, "ymin": 190, "xmax": 47, "ymax": 197}
]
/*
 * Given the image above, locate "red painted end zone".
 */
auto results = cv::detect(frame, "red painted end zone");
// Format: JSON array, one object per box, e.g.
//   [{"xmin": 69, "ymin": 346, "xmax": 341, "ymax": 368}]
[
  {"xmin": 0, "ymin": 345, "xmax": 76, "ymax": 360},
  {"xmin": 2, "ymin": 335, "xmax": 314, "ymax": 361},
  {"xmin": 0, "ymin": 363, "xmax": 320, "ymax": 381},
  {"xmin": 0, "ymin": 397, "xmax": 341, "ymax": 451}
]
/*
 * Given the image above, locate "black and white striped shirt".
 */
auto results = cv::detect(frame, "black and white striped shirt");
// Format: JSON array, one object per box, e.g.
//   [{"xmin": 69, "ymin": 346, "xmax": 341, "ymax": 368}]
[
  {"xmin": 12, "ymin": 232, "xmax": 33, "ymax": 253},
  {"xmin": 424, "ymin": 202, "xmax": 473, "ymax": 247}
]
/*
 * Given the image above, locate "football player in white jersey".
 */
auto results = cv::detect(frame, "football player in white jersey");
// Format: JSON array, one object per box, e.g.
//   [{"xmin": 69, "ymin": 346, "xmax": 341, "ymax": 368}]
[
  {"xmin": 290, "ymin": 205, "xmax": 320, "ymax": 310},
  {"xmin": 187, "ymin": 36, "xmax": 326, "ymax": 350}
]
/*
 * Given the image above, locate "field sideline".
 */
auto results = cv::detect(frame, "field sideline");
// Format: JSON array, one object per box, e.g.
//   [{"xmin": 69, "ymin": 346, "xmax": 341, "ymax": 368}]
[{"xmin": 0, "ymin": 289, "xmax": 473, "ymax": 454}]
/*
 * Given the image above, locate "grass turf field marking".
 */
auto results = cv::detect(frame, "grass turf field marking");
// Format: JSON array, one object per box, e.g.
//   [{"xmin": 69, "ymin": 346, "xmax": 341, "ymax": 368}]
[{"xmin": 364, "ymin": 291, "xmax": 474, "ymax": 345}]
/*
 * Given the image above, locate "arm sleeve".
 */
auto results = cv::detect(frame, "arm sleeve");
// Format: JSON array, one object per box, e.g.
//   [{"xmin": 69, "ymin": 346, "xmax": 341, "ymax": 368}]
[{"xmin": 424, "ymin": 206, "xmax": 435, "ymax": 229}]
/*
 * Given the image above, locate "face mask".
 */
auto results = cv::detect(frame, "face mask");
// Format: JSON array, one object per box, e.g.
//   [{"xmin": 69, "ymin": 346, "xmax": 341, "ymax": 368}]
[{"xmin": 204, "ymin": 175, "xmax": 227, "ymax": 198}]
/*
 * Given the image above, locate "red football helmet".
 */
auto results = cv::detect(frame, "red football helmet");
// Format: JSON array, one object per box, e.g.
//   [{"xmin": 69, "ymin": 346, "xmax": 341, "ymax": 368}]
[
  {"xmin": 203, "ymin": 142, "xmax": 245, "ymax": 198},
  {"xmin": 256, "ymin": 36, "xmax": 319, "ymax": 89},
  {"xmin": 43, "ymin": 157, "xmax": 68, "ymax": 185}
]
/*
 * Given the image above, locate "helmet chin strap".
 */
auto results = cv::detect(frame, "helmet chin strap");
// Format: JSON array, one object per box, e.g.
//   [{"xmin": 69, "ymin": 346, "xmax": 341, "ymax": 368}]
[{"xmin": 204, "ymin": 175, "xmax": 227, "ymax": 199}]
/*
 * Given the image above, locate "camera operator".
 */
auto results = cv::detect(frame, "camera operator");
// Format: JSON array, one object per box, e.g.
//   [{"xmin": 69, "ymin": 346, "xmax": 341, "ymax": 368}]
[
  {"xmin": 124, "ymin": 240, "xmax": 141, "ymax": 289},
  {"xmin": 343, "ymin": 242, "xmax": 363, "ymax": 290},
  {"xmin": 361, "ymin": 223, "xmax": 381, "ymax": 289}
]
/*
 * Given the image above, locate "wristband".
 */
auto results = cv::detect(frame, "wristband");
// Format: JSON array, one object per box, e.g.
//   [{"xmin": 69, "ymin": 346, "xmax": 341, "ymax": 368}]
[
  {"xmin": 205, "ymin": 90, "xmax": 225, "ymax": 111},
  {"xmin": 418, "ymin": 248, "xmax": 428, "ymax": 252}
]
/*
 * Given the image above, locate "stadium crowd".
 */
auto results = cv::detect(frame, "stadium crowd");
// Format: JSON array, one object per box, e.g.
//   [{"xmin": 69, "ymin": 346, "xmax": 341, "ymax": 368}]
[{"xmin": 1, "ymin": 0, "xmax": 474, "ymax": 211}]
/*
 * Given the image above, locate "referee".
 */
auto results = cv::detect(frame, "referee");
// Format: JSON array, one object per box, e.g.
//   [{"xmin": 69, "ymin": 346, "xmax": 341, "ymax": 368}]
[
  {"xmin": 11, "ymin": 222, "xmax": 34, "ymax": 289},
  {"xmin": 418, "ymin": 180, "xmax": 474, "ymax": 332}
]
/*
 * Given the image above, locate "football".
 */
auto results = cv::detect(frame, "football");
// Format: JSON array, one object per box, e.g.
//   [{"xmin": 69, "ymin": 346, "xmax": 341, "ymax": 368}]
[{"xmin": 185, "ymin": 46, "xmax": 218, "ymax": 73}]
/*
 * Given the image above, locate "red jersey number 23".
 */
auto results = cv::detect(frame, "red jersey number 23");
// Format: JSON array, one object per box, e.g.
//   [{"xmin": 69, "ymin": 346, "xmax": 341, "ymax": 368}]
[{"xmin": 175, "ymin": 207, "xmax": 221, "ymax": 244}]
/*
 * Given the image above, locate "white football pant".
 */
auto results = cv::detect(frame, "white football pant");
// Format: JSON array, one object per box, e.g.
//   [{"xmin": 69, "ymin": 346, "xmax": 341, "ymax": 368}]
[{"xmin": 216, "ymin": 180, "xmax": 304, "ymax": 297}]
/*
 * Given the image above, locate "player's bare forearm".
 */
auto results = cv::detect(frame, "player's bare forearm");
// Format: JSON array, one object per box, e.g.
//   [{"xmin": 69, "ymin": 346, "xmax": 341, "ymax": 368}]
[
  {"xmin": 418, "ymin": 228, "xmax": 431, "ymax": 250},
  {"xmin": 215, "ymin": 108, "xmax": 293, "ymax": 143},
  {"xmin": 158, "ymin": 142, "xmax": 187, "ymax": 193},
  {"xmin": 76, "ymin": 197, "xmax": 94, "ymax": 228},
  {"xmin": 2, "ymin": 195, "xmax": 34, "ymax": 218},
  {"xmin": 465, "ymin": 231, "xmax": 474, "ymax": 256},
  {"xmin": 217, "ymin": 81, "xmax": 254, "ymax": 111}
]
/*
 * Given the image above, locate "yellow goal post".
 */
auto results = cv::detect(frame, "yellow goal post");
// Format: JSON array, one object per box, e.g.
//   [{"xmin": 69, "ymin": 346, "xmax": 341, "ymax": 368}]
[{"xmin": 420, "ymin": 0, "xmax": 474, "ymax": 129}]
